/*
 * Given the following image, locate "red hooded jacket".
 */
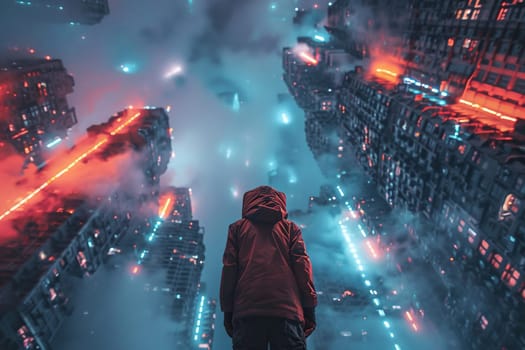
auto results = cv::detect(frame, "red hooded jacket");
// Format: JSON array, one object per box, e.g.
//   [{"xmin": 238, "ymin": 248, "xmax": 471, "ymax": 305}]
[{"xmin": 220, "ymin": 186, "xmax": 317, "ymax": 324}]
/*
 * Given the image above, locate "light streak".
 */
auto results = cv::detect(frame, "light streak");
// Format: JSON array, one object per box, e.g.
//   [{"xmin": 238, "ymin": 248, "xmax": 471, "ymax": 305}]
[
  {"xmin": 405, "ymin": 311, "xmax": 413, "ymax": 321},
  {"xmin": 299, "ymin": 52, "xmax": 318, "ymax": 65},
  {"xmin": 46, "ymin": 137, "xmax": 62, "ymax": 148},
  {"xmin": 164, "ymin": 65, "xmax": 183, "ymax": 79},
  {"xmin": 366, "ymin": 240, "xmax": 378, "ymax": 258},
  {"xmin": 159, "ymin": 197, "xmax": 173, "ymax": 219},
  {"xmin": 110, "ymin": 112, "xmax": 141, "ymax": 135},
  {"xmin": 232, "ymin": 93, "xmax": 240, "ymax": 111},
  {"xmin": 0, "ymin": 140, "xmax": 106, "ymax": 222},
  {"xmin": 194, "ymin": 296, "xmax": 206, "ymax": 341},
  {"xmin": 12, "ymin": 129, "xmax": 29, "ymax": 139},
  {"xmin": 376, "ymin": 68, "xmax": 398, "ymax": 78},
  {"xmin": 0, "ymin": 111, "xmax": 141, "ymax": 222},
  {"xmin": 339, "ymin": 214, "xmax": 400, "ymax": 348},
  {"xmin": 459, "ymin": 99, "xmax": 517, "ymax": 123}
]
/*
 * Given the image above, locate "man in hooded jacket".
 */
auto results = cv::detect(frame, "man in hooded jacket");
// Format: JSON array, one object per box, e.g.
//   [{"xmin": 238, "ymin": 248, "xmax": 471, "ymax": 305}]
[{"xmin": 220, "ymin": 186, "xmax": 317, "ymax": 350}]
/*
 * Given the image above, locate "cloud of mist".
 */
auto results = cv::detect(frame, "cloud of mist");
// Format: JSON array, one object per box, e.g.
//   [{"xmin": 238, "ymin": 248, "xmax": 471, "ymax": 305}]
[
  {"xmin": 0, "ymin": 0, "xmax": 331, "ymax": 348},
  {"xmin": 53, "ymin": 261, "xmax": 182, "ymax": 350}
]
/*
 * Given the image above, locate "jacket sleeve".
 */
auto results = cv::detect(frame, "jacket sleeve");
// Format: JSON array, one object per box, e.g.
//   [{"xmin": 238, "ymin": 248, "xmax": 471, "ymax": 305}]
[
  {"xmin": 289, "ymin": 222, "xmax": 317, "ymax": 308},
  {"xmin": 220, "ymin": 223, "xmax": 238, "ymax": 313}
]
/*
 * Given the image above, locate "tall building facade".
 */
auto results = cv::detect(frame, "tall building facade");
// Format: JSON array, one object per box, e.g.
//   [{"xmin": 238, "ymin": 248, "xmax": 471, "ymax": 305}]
[
  {"xmin": 284, "ymin": 0, "xmax": 525, "ymax": 348},
  {"xmin": 7, "ymin": 0, "xmax": 110, "ymax": 25},
  {"xmin": 137, "ymin": 186, "xmax": 210, "ymax": 348},
  {"xmin": 0, "ymin": 107, "xmax": 172, "ymax": 350},
  {"xmin": 0, "ymin": 58, "xmax": 77, "ymax": 167}
]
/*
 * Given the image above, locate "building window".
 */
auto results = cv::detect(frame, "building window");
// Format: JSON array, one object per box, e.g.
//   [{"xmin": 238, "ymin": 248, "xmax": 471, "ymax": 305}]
[
  {"xmin": 512, "ymin": 78, "xmax": 525, "ymax": 93},
  {"xmin": 474, "ymin": 70, "xmax": 486, "ymax": 81},
  {"xmin": 479, "ymin": 239, "xmax": 490, "ymax": 256},
  {"xmin": 498, "ymin": 193, "xmax": 520, "ymax": 221},
  {"xmin": 501, "ymin": 264, "xmax": 520, "ymax": 288},
  {"xmin": 485, "ymin": 72, "xmax": 498, "ymax": 84},
  {"xmin": 490, "ymin": 253, "xmax": 503, "ymax": 269},
  {"xmin": 497, "ymin": 75, "xmax": 510, "ymax": 88},
  {"xmin": 497, "ymin": 7, "xmax": 509, "ymax": 21}
]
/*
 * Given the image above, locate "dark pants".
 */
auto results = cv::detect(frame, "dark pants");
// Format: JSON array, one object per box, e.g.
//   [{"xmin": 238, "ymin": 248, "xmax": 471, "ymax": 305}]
[{"xmin": 232, "ymin": 316, "xmax": 306, "ymax": 350}]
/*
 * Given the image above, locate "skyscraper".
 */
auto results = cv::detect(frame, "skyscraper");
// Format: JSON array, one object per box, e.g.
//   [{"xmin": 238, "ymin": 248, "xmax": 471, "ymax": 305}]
[
  {"xmin": 7, "ymin": 0, "xmax": 110, "ymax": 25},
  {"xmin": 0, "ymin": 58, "xmax": 76, "ymax": 167},
  {"xmin": 0, "ymin": 107, "xmax": 172, "ymax": 350},
  {"xmin": 137, "ymin": 187, "xmax": 208, "ymax": 347},
  {"xmin": 284, "ymin": 0, "xmax": 525, "ymax": 348}
]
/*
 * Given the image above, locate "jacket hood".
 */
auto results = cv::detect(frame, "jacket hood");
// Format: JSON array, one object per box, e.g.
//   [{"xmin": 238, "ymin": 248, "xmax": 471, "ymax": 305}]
[{"xmin": 242, "ymin": 186, "xmax": 288, "ymax": 223}]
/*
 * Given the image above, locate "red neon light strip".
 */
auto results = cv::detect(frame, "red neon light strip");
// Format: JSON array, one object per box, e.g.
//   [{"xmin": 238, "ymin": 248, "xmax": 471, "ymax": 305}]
[
  {"xmin": 0, "ymin": 111, "xmax": 141, "ymax": 222},
  {"xmin": 459, "ymin": 99, "xmax": 517, "ymax": 123},
  {"xmin": 12, "ymin": 129, "xmax": 29, "ymax": 139}
]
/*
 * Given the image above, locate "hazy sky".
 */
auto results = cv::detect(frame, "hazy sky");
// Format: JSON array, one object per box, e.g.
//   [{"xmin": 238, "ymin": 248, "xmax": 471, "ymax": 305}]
[{"xmin": 0, "ymin": 1, "xmax": 329, "ymax": 348}]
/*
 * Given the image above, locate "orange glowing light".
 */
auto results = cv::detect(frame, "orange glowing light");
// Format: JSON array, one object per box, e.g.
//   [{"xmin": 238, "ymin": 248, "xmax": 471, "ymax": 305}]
[
  {"xmin": 459, "ymin": 99, "xmax": 517, "ymax": 123},
  {"xmin": 131, "ymin": 265, "xmax": 140, "ymax": 274},
  {"xmin": 412, "ymin": 323, "xmax": 419, "ymax": 331},
  {"xmin": 298, "ymin": 52, "xmax": 318, "ymax": 65},
  {"xmin": 0, "ymin": 111, "xmax": 142, "ymax": 223},
  {"xmin": 110, "ymin": 112, "xmax": 141, "ymax": 135},
  {"xmin": 405, "ymin": 311, "xmax": 413, "ymax": 322},
  {"xmin": 365, "ymin": 239, "xmax": 379, "ymax": 259},
  {"xmin": 159, "ymin": 196, "xmax": 173, "ymax": 219},
  {"xmin": 375, "ymin": 68, "xmax": 398, "ymax": 78},
  {"xmin": 370, "ymin": 59, "xmax": 402, "ymax": 85}
]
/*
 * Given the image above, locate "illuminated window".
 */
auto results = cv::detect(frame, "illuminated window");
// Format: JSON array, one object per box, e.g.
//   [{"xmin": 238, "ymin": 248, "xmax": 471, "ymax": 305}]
[
  {"xmin": 479, "ymin": 240, "xmax": 489, "ymax": 256},
  {"xmin": 457, "ymin": 219, "xmax": 465, "ymax": 233},
  {"xmin": 467, "ymin": 228, "xmax": 478, "ymax": 245},
  {"xmin": 497, "ymin": 8, "xmax": 508, "ymax": 20},
  {"xmin": 490, "ymin": 253, "xmax": 503, "ymax": 269},
  {"xmin": 480, "ymin": 315, "xmax": 489, "ymax": 330},
  {"xmin": 501, "ymin": 264, "xmax": 520, "ymax": 288},
  {"xmin": 498, "ymin": 193, "xmax": 520, "ymax": 221},
  {"xmin": 462, "ymin": 9, "xmax": 472, "ymax": 20}
]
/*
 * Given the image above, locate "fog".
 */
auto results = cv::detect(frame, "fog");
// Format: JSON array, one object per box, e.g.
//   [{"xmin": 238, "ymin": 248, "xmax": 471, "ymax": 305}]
[{"xmin": 1, "ymin": 1, "xmax": 329, "ymax": 349}]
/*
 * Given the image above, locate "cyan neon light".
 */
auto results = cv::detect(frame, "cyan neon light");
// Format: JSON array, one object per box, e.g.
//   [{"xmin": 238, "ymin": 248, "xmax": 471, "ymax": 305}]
[
  {"xmin": 194, "ymin": 296, "xmax": 206, "ymax": 342},
  {"xmin": 340, "ymin": 200, "xmax": 402, "ymax": 350},
  {"xmin": 46, "ymin": 137, "xmax": 62, "ymax": 148}
]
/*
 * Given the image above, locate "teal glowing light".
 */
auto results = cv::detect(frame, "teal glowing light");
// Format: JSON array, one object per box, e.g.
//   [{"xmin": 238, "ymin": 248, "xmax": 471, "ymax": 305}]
[
  {"xmin": 281, "ymin": 112, "xmax": 290, "ymax": 124},
  {"xmin": 119, "ymin": 63, "xmax": 137, "ymax": 74},
  {"xmin": 232, "ymin": 93, "xmax": 240, "ymax": 111},
  {"xmin": 194, "ymin": 296, "xmax": 206, "ymax": 342},
  {"xmin": 46, "ymin": 137, "xmax": 62, "ymax": 148}
]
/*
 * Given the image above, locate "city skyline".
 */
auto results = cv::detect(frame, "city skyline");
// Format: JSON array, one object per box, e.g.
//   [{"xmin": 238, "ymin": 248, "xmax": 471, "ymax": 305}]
[{"xmin": 1, "ymin": 0, "xmax": 524, "ymax": 349}]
